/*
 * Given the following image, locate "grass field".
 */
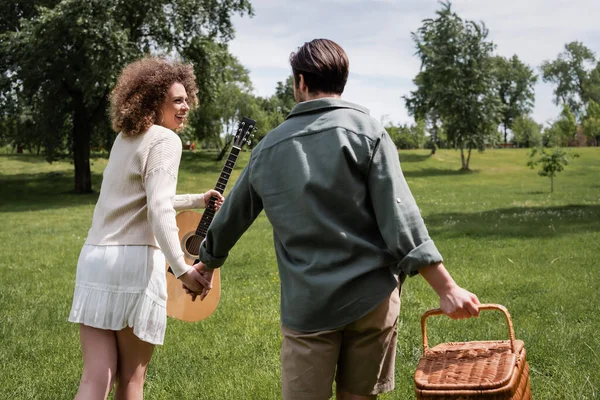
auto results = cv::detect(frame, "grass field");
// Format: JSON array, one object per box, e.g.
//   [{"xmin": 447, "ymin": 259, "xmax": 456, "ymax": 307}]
[{"xmin": 0, "ymin": 147, "xmax": 598, "ymax": 399}]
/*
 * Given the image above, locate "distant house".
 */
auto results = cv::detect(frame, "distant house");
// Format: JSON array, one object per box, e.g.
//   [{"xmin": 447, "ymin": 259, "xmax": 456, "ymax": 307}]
[{"xmin": 568, "ymin": 126, "xmax": 598, "ymax": 147}]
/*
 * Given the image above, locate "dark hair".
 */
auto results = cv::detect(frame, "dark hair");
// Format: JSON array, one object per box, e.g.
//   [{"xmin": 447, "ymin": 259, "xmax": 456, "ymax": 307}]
[
  {"xmin": 289, "ymin": 39, "xmax": 349, "ymax": 95},
  {"xmin": 110, "ymin": 57, "xmax": 198, "ymax": 136}
]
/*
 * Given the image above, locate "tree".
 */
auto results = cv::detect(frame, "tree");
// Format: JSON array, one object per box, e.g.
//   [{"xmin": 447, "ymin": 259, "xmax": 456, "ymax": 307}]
[
  {"xmin": 541, "ymin": 41, "xmax": 600, "ymax": 120},
  {"xmin": 250, "ymin": 75, "xmax": 296, "ymax": 143},
  {"xmin": 274, "ymin": 76, "xmax": 296, "ymax": 116},
  {"xmin": 555, "ymin": 104, "xmax": 578, "ymax": 146},
  {"xmin": 411, "ymin": 119, "xmax": 427, "ymax": 149},
  {"xmin": 527, "ymin": 147, "xmax": 579, "ymax": 193},
  {"xmin": 385, "ymin": 123, "xmax": 413, "ymax": 149},
  {"xmin": 384, "ymin": 119, "xmax": 426, "ymax": 150},
  {"xmin": 541, "ymin": 105, "xmax": 577, "ymax": 147},
  {"xmin": 492, "ymin": 55, "xmax": 537, "ymax": 144},
  {"xmin": 1, "ymin": 0, "xmax": 252, "ymax": 193},
  {"xmin": 582, "ymin": 100, "xmax": 600, "ymax": 143},
  {"xmin": 511, "ymin": 115, "xmax": 542, "ymax": 148},
  {"xmin": 185, "ymin": 46, "xmax": 256, "ymax": 153},
  {"xmin": 404, "ymin": 1, "xmax": 502, "ymax": 171}
]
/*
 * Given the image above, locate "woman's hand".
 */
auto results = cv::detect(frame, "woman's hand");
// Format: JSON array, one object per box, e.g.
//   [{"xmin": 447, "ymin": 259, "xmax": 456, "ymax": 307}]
[
  {"xmin": 203, "ymin": 189, "xmax": 224, "ymax": 211},
  {"xmin": 178, "ymin": 267, "xmax": 211, "ymax": 301},
  {"xmin": 182, "ymin": 261, "xmax": 215, "ymax": 302}
]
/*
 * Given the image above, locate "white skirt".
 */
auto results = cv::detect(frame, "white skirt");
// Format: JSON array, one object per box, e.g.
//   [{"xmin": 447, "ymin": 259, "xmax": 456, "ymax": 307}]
[{"xmin": 68, "ymin": 244, "xmax": 168, "ymax": 345}]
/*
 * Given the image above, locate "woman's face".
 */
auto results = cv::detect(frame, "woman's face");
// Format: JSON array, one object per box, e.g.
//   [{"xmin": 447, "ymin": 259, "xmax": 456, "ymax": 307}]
[{"xmin": 159, "ymin": 82, "xmax": 190, "ymax": 132}]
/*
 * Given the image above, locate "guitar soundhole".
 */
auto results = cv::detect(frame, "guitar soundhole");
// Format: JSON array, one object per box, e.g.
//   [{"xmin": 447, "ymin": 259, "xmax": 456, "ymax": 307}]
[{"xmin": 184, "ymin": 234, "xmax": 202, "ymax": 258}]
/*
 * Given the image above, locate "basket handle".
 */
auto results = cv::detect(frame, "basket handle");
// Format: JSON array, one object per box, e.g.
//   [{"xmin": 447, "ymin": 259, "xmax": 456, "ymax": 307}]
[{"xmin": 421, "ymin": 304, "xmax": 516, "ymax": 354}]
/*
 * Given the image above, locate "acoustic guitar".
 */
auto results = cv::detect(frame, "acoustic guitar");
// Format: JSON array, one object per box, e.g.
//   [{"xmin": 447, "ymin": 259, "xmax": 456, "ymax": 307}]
[{"xmin": 166, "ymin": 117, "xmax": 256, "ymax": 322}]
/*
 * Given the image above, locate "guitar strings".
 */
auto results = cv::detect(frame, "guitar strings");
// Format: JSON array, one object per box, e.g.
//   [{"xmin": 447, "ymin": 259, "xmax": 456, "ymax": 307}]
[{"xmin": 186, "ymin": 195, "xmax": 220, "ymax": 257}]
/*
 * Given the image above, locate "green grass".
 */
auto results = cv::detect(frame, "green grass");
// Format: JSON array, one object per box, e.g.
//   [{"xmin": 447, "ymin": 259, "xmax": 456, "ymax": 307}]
[{"xmin": 1, "ymin": 148, "xmax": 599, "ymax": 399}]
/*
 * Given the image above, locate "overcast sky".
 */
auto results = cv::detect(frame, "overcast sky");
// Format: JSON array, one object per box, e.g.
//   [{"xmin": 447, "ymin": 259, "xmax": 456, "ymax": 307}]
[{"xmin": 226, "ymin": 0, "xmax": 600, "ymax": 127}]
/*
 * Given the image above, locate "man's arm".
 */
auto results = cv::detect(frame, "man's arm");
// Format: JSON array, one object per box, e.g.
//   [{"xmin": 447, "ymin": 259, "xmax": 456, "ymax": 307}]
[
  {"xmin": 367, "ymin": 130, "xmax": 442, "ymax": 276},
  {"xmin": 367, "ymin": 130, "xmax": 479, "ymax": 317},
  {"xmin": 198, "ymin": 161, "xmax": 263, "ymax": 269}
]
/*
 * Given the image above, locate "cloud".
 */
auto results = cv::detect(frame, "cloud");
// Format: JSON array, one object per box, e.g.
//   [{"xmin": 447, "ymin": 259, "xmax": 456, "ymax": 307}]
[{"xmin": 228, "ymin": 0, "xmax": 600, "ymax": 125}]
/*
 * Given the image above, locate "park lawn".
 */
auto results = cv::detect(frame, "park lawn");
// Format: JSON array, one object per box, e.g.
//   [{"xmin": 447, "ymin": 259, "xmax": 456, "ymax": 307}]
[{"xmin": 0, "ymin": 147, "xmax": 598, "ymax": 399}]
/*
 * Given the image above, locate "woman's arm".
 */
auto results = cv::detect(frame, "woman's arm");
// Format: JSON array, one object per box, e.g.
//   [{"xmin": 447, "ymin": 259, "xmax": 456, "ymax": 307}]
[{"xmin": 173, "ymin": 190, "xmax": 224, "ymax": 211}]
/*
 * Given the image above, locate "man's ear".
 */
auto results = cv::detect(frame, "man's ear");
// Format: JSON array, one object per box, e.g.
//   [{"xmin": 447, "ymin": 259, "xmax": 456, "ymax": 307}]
[{"xmin": 298, "ymin": 73, "xmax": 308, "ymax": 92}]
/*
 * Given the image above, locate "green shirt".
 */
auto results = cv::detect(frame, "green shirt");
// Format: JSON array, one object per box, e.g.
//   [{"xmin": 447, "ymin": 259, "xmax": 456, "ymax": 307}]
[{"xmin": 200, "ymin": 98, "xmax": 442, "ymax": 332}]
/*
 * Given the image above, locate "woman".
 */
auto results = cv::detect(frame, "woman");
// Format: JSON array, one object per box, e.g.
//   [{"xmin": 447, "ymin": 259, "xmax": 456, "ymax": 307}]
[{"xmin": 68, "ymin": 57, "xmax": 223, "ymax": 399}]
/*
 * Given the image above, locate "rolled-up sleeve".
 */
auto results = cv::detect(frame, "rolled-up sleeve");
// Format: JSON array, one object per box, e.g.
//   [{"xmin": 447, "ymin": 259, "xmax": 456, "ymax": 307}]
[{"xmin": 367, "ymin": 131, "xmax": 442, "ymax": 277}]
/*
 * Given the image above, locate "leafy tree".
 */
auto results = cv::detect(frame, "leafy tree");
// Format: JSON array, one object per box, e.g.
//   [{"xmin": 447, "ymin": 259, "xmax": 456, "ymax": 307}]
[
  {"xmin": 542, "ymin": 105, "xmax": 577, "ymax": 147},
  {"xmin": 423, "ymin": 112, "xmax": 448, "ymax": 153},
  {"xmin": 492, "ymin": 55, "xmax": 537, "ymax": 144},
  {"xmin": 385, "ymin": 123, "xmax": 413, "ymax": 149},
  {"xmin": 541, "ymin": 124, "xmax": 560, "ymax": 148},
  {"xmin": 511, "ymin": 115, "xmax": 542, "ymax": 148},
  {"xmin": 384, "ymin": 120, "xmax": 426, "ymax": 150},
  {"xmin": 541, "ymin": 41, "xmax": 600, "ymax": 120},
  {"xmin": 555, "ymin": 104, "xmax": 578, "ymax": 145},
  {"xmin": 1, "ymin": 0, "xmax": 252, "ymax": 193},
  {"xmin": 411, "ymin": 119, "xmax": 427, "ymax": 149},
  {"xmin": 404, "ymin": 1, "xmax": 502, "ymax": 170},
  {"xmin": 251, "ymin": 75, "xmax": 296, "ymax": 143},
  {"xmin": 582, "ymin": 100, "xmax": 600, "ymax": 143},
  {"xmin": 274, "ymin": 76, "xmax": 296, "ymax": 116},
  {"xmin": 185, "ymin": 47, "xmax": 255, "ymax": 153},
  {"xmin": 527, "ymin": 147, "xmax": 579, "ymax": 193}
]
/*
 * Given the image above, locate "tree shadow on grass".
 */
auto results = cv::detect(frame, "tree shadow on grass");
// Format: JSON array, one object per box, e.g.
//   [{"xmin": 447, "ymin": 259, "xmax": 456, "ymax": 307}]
[
  {"xmin": 398, "ymin": 152, "xmax": 432, "ymax": 163},
  {"xmin": 0, "ymin": 172, "xmax": 101, "ymax": 212},
  {"xmin": 0, "ymin": 153, "xmax": 52, "ymax": 165},
  {"xmin": 0, "ymin": 152, "xmax": 247, "ymax": 212},
  {"xmin": 403, "ymin": 168, "xmax": 479, "ymax": 178},
  {"xmin": 425, "ymin": 205, "xmax": 600, "ymax": 239},
  {"xmin": 526, "ymin": 191, "xmax": 548, "ymax": 195}
]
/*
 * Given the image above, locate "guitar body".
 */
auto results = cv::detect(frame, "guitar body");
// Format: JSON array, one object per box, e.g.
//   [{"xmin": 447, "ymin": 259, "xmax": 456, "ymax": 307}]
[{"xmin": 165, "ymin": 210, "xmax": 221, "ymax": 322}]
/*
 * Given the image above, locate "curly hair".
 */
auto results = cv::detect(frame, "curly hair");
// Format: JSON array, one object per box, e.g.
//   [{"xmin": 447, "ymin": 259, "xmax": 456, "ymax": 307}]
[{"xmin": 110, "ymin": 57, "xmax": 199, "ymax": 137}]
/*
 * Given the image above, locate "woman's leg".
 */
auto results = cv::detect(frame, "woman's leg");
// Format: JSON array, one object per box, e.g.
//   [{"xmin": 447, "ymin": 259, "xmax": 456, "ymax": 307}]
[
  {"xmin": 75, "ymin": 324, "xmax": 118, "ymax": 400},
  {"xmin": 114, "ymin": 327, "xmax": 155, "ymax": 400}
]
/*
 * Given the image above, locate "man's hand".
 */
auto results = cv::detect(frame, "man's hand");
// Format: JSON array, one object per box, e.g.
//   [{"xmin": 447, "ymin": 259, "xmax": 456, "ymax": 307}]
[
  {"xmin": 438, "ymin": 285, "xmax": 480, "ymax": 319},
  {"xmin": 178, "ymin": 266, "xmax": 212, "ymax": 302},
  {"xmin": 419, "ymin": 262, "xmax": 480, "ymax": 319},
  {"xmin": 182, "ymin": 261, "xmax": 215, "ymax": 302}
]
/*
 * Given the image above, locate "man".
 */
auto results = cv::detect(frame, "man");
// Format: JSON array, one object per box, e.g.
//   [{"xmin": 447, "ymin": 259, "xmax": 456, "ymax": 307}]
[{"xmin": 192, "ymin": 38, "xmax": 480, "ymax": 400}]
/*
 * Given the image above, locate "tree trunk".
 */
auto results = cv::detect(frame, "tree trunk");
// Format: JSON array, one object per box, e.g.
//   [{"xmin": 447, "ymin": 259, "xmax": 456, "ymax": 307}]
[
  {"xmin": 466, "ymin": 147, "xmax": 472, "ymax": 170},
  {"xmin": 459, "ymin": 146, "xmax": 472, "ymax": 171},
  {"xmin": 73, "ymin": 99, "xmax": 92, "ymax": 194},
  {"xmin": 431, "ymin": 122, "xmax": 438, "ymax": 155},
  {"xmin": 460, "ymin": 147, "xmax": 466, "ymax": 170},
  {"xmin": 216, "ymin": 138, "xmax": 232, "ymax": 161},
  {"xmin": 550, "ymin": 174, "xmax": 554, "ymax": 193},
  {"xmin": 504, "ymin": 124, "xmax": 508, "ymax": 145}
]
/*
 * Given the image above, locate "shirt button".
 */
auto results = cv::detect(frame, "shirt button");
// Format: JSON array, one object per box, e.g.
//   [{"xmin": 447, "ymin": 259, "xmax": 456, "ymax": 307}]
[{"xmin": 396, "ymin": 197, "xmax": 402, "ymax": 204}]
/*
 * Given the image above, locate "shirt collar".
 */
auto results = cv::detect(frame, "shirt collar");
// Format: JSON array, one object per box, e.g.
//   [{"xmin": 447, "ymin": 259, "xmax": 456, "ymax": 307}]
[{"xmin": 286, "ymin": 98, "xmax": 370, "ymax": 119}]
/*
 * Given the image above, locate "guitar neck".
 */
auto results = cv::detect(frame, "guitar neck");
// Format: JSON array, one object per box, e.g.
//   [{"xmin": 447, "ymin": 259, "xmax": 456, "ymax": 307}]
[{"xmin": 194, "ymin": 145, "xmax": 242, "ymax": 238}]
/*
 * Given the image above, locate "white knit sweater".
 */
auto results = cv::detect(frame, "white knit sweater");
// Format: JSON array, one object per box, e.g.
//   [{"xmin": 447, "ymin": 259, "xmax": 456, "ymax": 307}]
[{"xmin": 85, "ymin": 125, "xmax": 204, "ymax": 277}]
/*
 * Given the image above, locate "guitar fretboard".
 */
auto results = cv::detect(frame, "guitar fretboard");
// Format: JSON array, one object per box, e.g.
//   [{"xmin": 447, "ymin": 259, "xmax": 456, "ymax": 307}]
[{"xmin": 194, "ymin": 146, "xmax": 241, "ymax": 238}]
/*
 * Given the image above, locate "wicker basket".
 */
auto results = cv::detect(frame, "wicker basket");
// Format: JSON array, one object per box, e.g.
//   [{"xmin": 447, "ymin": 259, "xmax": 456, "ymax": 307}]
[{"xmin": 414, "ymin": 304, "xmax": 531, "ymax": 399}]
